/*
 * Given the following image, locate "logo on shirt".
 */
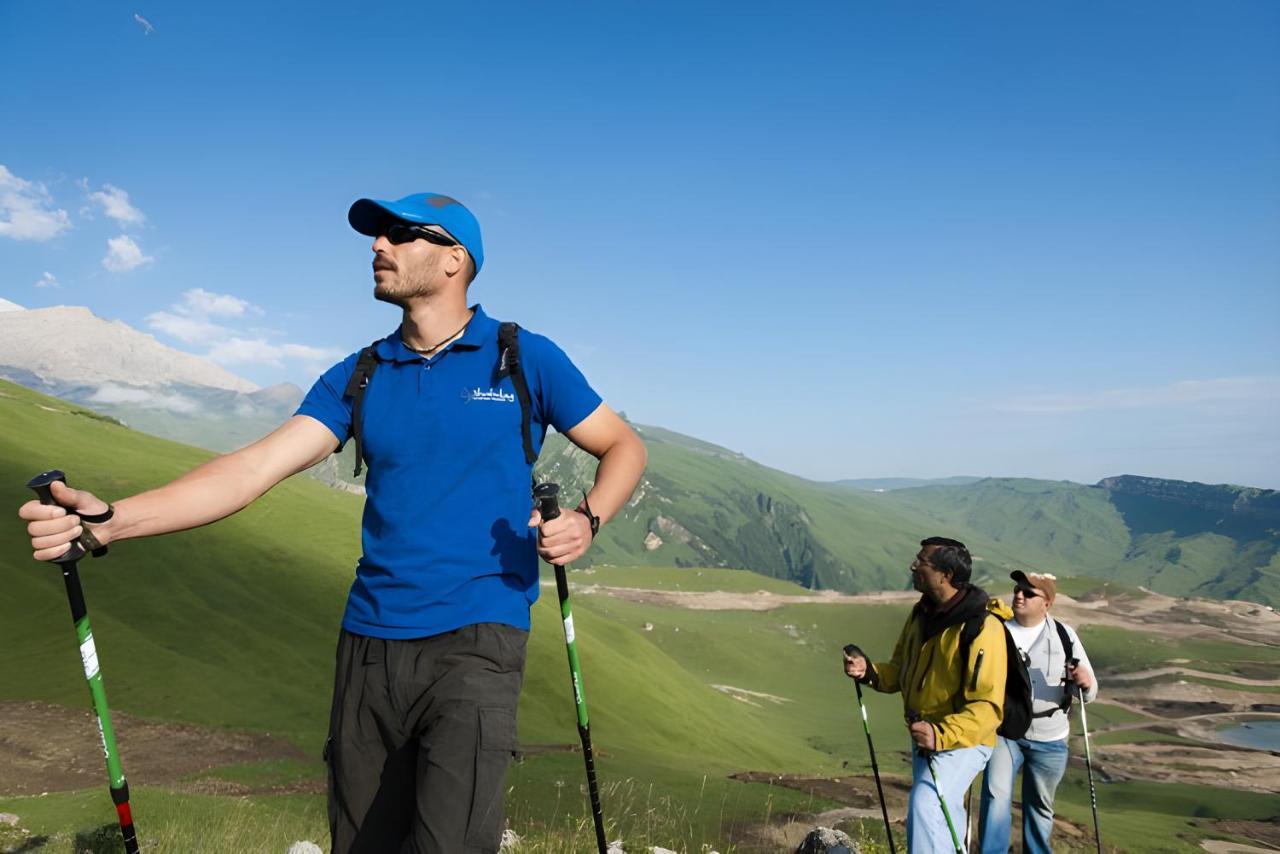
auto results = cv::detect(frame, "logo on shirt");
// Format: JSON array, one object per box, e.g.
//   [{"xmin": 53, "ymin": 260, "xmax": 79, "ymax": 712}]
[{"xmin": 461, "ymin": 387, "xmax": 516, "ymax": 404}]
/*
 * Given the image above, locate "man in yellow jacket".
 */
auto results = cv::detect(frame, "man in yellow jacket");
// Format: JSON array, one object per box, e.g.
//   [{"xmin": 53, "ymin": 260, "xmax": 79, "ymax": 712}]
[{"xmin": 844, "ymin": 536, "xmax": 1012, "ymax": 852}]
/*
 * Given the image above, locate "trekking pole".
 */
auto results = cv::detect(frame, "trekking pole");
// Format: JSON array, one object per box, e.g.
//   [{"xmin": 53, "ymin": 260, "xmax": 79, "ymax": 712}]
[
  {"xmin": 1072, "ymin": 661, "xmax": 1102, "ymax": 854},
  {"xmin": 27, "ymin": 470, "xmax": 139, "ymax": 854},
  {"xmin": 924, "ymin": 752, "xmax": 964, "ymax": 854},
  {"xmin": 534, "ymin": 482, "xmax": 607, "ymax": 854},
  {"xmin": 909, "ymin": 712, "xmax": 963, "ymax": 854},
  {"xmin": 843, "ymin": 645, "xmax": 896, "ymax": 854}
]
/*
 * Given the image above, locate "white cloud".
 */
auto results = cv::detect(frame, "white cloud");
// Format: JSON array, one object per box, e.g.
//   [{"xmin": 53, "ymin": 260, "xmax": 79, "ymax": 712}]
[
  {"xmin": 87, "ymin": 183, "xmax": 145, "ymax": 227},
  {"xmin": 89, "ymin": 383, "xmax": 199, "ymax": 413},
  {"xmin": 182, "ymin": 287, "xmax": 252, "ymax": 318},
  {"xmin": 0, "ymin": 164, "xmax": 71, "ymax": 241},
  {"xmin": 34, "ymin": 271, "xmax": 59, "ymax": 289},
  {"xmin": 144, "ymin": 288, "xmax": 257, "ymax": 343},
  {"xmin": 145, "ymin": 310, "xmax": 230, "ymax": 344},
  {"xmin": 102, "ymin": 234, "xmax": 154, "ymax": 272},
  {"xmin": 207, "ymin": 337, "xmax": 342, "ymax": 369},
  {"xmin": 146, "ymin": 288, "xmax": 340, "ymax": 373},
  {"xmin": 280, "ymin": 343, "xmax": 342, "ymax": 362},
  {"xmin": 998, "ymin": 377, "xmax": 1280, "ymax": 414}
]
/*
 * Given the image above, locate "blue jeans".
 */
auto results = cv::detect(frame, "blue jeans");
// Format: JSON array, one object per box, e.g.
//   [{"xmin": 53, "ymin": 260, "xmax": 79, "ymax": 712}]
[
  {"xmin": 908, "ymin": 743, "xmax": 992, "ymax": 853},
  {"xmin": 978, "ymin": 736, "xmax": 1069, "ymax": 854}
]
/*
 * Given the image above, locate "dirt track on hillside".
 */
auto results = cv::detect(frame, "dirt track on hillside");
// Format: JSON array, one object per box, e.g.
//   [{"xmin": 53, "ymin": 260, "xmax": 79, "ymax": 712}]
[
  {"xmin": 0, "ymin": 701, "xmax": 312, "ymax": 797},
  {"xmin": 574, "ymin": 579, "xmax": 1279, "ymax": 648},
  {"xmin": 563, "ymin": 581, "xmax": 919, "ymax": 611}
]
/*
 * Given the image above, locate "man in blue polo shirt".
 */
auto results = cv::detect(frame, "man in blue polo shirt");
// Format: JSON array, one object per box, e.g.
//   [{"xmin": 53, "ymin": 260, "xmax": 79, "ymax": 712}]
[{"xmin": 18, "ymin": 192, "xmax": 648, "ymax": 853}]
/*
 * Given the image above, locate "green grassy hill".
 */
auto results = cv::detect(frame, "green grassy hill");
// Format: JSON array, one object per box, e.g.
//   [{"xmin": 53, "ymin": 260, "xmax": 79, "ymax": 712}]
[
  {"xmin": 0, "ymin": 380, "xmax": 844, "ymax": 850},
  {"xmin": 538, "ymin": 427, "xmax": 1279, "ymax": 605},
  {"xmin": 3, "ymin": 379, "xmax": 1276, "ymax": 852}
]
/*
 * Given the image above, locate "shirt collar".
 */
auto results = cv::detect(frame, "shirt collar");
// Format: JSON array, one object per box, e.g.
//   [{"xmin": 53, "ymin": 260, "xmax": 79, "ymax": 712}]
[{"xmin": 374, "ymin": 304, "xmax": 497, "ymax": 363}]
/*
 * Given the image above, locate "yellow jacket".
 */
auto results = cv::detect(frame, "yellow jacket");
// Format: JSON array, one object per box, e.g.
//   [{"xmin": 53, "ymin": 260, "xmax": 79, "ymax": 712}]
[{"xmin": 869, "ymin": 587, "xmax": 1012, "ymax": 750}]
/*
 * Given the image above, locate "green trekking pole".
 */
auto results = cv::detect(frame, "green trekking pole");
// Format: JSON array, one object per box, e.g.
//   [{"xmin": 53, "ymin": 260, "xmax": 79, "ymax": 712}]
[
  {"xmin": 27, "ymin": 470, "xmax": 139, "ymax": 854},
  {"xmin": 909, "ymin": 711, "xmax": 962, "ymax": 854},
  {"xmin": 844, "ymin": 645, "xmax": 896, "ymax": 854},
  {"xmin": 923, "ymin": 753, "xmax": 963, "ymax": 854},
  {"xmin": 534, "ymin": 482, "xmax": 607, "ymax": 854}
]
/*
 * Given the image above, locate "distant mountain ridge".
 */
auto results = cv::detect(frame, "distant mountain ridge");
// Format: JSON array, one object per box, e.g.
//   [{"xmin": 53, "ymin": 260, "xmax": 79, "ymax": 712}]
[
  {"xmin": 1098, "ymin": 474, "xmax": 1280, "ymax": 534},
  {"xmin": 836, "ymin": 476, "xmax": 984, "ymax": 491},
  {"xmin": 0, "ymin": 305, "xmax": 301, "ymax": 452}
]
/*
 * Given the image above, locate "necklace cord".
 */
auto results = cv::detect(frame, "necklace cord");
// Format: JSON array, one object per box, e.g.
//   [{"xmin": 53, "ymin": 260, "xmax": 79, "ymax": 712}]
[{"xmin": 404, "ymin": 312, "xmax": 473, "ymax": 355}]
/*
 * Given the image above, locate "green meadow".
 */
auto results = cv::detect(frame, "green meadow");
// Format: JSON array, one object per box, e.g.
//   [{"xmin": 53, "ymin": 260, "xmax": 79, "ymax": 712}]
[{"xmin": 1, "ymin": 380, "xmax": 1276, "ymax": 852}]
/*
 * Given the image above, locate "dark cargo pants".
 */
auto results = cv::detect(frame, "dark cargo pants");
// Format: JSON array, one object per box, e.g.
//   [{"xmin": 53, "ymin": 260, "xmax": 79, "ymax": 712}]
[{"xmin": 325, "ymin": 623, "xmax": 527, "ymax": 854}]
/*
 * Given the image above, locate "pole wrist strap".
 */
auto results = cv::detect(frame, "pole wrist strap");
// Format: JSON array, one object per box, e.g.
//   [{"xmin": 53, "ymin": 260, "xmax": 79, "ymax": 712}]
[
  {"xmin": 574, "ymin": 493, "xmax": 600, "ymax": 539},
  {"xmin": 78, "ymin": 504, "xmax": 113, "ymax": 557}
]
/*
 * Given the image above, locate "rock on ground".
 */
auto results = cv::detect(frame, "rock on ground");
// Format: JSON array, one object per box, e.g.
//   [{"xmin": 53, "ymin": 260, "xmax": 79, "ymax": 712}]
[
  {"xmin": 285, "ymin": 843, "xmax": 323, "ymax": 854},
  {"xmin": 0, "ymin": 813, "xmax": 19, "ymax": 827},
  {"xmin": 796, "ymin": 826, "xmax": 861, "ymax": 854},
  {"xmin": 499, "ymin": 828, "xmax": 521, "ymax": 851}
]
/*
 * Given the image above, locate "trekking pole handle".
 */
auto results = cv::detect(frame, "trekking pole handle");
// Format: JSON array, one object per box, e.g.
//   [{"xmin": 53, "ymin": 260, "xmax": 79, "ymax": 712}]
[
  {"xmin": 1068, "ymin": 657, "xmax": 1083, "ymax": 697},
  {"xmin": 26, "ymin": 470, "xmax": 86, "ymax": 563},
  {"xmin": 534, "ymin": 482, "xmax": 562, "ymax": 522}
]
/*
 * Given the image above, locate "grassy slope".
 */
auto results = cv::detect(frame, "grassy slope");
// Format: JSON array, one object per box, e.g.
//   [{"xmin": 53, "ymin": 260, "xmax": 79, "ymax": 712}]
[
  {"xmin": 0, "ymin": 381, "xmax": 830, "ymax": 848},
  {"xmin": 2, "ymin": 381, "xmax": 1274, "ymax": 852}
]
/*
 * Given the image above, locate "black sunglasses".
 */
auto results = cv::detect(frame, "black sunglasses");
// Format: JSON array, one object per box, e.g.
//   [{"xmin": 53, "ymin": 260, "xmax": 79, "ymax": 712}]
[
  {"xmin": 1014, "ymin": 586, "xmax": 1041, "ymax": 599},
  {"xmin": 383, "ymin": 223, "xmax": 459, "ymax": 248}
]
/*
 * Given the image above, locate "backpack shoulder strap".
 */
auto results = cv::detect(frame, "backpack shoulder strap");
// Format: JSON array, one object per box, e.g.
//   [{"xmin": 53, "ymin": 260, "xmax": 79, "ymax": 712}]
[
  {"xmin": 959, "ymin": 611, "xmax": 990, "ymax": 660},
  {"xmin": 1054, "ymin": 619, "xmax": 1074, "ymax": 663},
  {"xmin": 497, "ymin": 322, "xmax": 537, "ymax": 466},
  {"xmin": 343, "ymin": 345, "xmax": 381, "ymax": 477}
]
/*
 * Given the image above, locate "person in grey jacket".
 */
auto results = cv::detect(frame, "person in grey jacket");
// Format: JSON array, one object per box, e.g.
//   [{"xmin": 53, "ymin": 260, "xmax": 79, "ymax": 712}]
[{"xmin": 978, "ymin": 570, "xmax": 1098, "ymax": 854}]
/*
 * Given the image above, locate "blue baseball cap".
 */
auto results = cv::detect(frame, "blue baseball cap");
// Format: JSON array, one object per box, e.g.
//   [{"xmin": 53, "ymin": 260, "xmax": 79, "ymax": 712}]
[{"xmin": 348, "ymin": 192, "xmax": 484, "ymax": 274}]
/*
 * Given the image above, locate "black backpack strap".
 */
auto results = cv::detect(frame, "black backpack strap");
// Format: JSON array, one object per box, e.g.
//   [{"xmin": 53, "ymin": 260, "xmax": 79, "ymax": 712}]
[
  {"xmin": 497, "ymin": 322, "xmax": 537, "ymax": 466},
  {"xmin": 958, "ymin": 612, "xmax": 991, "ymax": 691},
  {"xmin": 343, "ymin": 345, "xmax": 381, "ymax": 477},
  {"xmin": 1052, "ymin": 618, "xmax": 1077, "ymax": 714},
  {"xmin": 1054, "ymin": 619, "xmax": 1074, "ymax": 663},
  {"xmin": 958, "ymin": 612, "xmax": 988, "ymax": 662}
]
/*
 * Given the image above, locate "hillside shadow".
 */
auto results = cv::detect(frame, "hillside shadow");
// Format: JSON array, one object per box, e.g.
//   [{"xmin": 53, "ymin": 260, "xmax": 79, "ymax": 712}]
[{"xmin": 1107, "ymin": 491, "xmax": 1279, "ymax": 542}]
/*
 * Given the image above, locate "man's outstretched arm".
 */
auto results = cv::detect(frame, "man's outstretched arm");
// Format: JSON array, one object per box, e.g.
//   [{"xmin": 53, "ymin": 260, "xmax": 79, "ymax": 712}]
[
  {"xmin": 531, "ymin": 403, "xmax": 647, "ymax": 566},
  {"xmin": 19, "ymin": 415, "xmax": 339, "ymax": 561}
]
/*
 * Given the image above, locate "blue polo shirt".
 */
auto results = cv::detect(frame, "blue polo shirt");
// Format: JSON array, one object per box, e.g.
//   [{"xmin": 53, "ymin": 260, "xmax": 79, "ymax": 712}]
[{"xmin": 296, "ymin": 305, "xmax": 602, "ymax": 639}]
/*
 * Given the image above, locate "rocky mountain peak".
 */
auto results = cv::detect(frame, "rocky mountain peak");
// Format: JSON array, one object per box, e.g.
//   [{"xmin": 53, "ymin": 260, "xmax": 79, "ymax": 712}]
[{"xmin": 0, "ymin": 305, "xmax": 257, "ymax": 393}]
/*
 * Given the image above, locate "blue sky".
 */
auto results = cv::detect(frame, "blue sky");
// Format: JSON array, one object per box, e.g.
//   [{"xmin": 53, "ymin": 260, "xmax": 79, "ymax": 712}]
[{"xmin": 2, "ymin": 1, "xmax": 1277, "ymax": 488}]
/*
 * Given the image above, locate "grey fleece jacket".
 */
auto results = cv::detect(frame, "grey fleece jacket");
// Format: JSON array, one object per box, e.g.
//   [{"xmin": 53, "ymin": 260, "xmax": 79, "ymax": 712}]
[{"xmin": 1006, "ymin": 615, "xmax": 1099, "ymax": 742}]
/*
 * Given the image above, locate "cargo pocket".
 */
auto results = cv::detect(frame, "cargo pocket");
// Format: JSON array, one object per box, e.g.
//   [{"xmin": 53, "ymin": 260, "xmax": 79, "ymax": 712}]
[{"xmin": 464, "ymin": 705, "xmax": 519, "ymax": 850}]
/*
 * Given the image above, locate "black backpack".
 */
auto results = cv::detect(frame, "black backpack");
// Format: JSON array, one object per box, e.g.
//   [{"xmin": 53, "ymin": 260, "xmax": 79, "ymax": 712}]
[
  {"xmin": 341, "ymin": 321, "xmax": 537, "ymax": 477},
  {"xmin": 959, "ymin": 614, "xmax": 1074, "ymax": 740}
]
